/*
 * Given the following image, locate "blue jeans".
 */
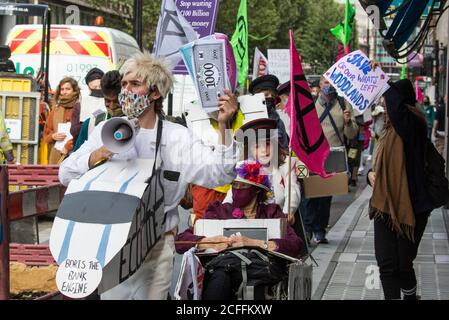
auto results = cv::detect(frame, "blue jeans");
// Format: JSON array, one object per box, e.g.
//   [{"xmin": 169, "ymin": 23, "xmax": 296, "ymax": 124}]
[{"xmin": 300, "ymin": 192, "xmax": 333, "ymax": 239}]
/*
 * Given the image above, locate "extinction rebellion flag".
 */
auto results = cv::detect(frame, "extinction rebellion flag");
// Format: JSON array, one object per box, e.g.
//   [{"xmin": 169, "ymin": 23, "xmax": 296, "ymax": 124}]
[
  {"xmin": 231, "ymin": 0, "xmax": 248, "ymax": 89},
  {"xmin": 287, "ymin": 30, "xmax": 331, "ymax": 178},
  {"xmin": 153, "ymin": 0, "xmax": 198, "ymax": 70}
]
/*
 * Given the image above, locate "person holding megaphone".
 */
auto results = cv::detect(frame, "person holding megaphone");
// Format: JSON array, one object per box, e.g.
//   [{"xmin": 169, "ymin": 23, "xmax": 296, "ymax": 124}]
[{"xmin": 59, "ymin": 51, "xmax": 241, "ymax": 300}]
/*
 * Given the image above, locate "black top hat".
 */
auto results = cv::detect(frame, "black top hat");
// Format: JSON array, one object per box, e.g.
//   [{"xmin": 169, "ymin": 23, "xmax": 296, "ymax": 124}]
[
  {"xmin": 277, "ymin": 81, "xmax": 291, "ymax": 96},
  {"xmin": 249, "ymin": 75, "xmax": 280, "ymax": 95},
  {"xmin": 236, "ymin": 118, "xmax": 278, "ymax": 144}
]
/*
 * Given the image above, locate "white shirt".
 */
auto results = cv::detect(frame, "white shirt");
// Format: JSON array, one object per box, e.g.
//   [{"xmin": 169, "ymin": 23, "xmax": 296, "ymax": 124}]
[
  {"xmin": 59, "ymin": 116, "xmax": 241, "ymax": 232},
  {"xmin": 271, "ymin": 157, "xmax": 301, "ymax": 215}
]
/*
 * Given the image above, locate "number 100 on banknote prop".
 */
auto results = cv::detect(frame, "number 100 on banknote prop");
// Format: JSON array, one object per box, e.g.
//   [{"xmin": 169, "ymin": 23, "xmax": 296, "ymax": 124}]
[{"xmin": 181, "ymin": 36, "xmax": 233, "ymax": 114}]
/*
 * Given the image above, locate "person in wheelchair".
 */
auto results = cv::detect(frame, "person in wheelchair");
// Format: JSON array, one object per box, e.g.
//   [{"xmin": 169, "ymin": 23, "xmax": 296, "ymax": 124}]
[{"xmin": 176, "ymin": 160, "xmax": 303, "ymax": 300}]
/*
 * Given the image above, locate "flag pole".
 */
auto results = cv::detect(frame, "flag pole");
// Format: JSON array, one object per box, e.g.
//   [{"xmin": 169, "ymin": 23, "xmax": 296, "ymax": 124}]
[{"xmin": 288, "ymin": 150, "xmax": 293, "ymax": 224}]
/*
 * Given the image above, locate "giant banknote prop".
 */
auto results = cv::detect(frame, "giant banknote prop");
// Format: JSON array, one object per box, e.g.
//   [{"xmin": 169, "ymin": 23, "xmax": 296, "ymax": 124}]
[
  {"xmin": 49, "ymin": 159, "xmax": 165, "ymax": 298},
  {"xmin": 180, "ymin": 34, "xmax": 235, "ymax": 113}
]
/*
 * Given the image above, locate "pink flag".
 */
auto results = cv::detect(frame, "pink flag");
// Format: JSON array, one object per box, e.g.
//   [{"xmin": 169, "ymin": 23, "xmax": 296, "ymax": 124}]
[
  {"xmin": 336, "ymin": 42, "xmax": 351, "ymax": 62},
  {"xmin": 415, "ymin": 80, "xmax": 424, "ymax": 104},
  {"xmin": 215, "ymin": 33, "xmax": 238, "ymax": 92},
  {"xmin": 287, "ymin": 30, "xmax": 331, "ymax": 178}
]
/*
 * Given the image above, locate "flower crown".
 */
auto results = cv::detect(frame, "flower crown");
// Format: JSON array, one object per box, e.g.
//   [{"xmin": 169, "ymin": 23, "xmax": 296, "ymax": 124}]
[{"xmin": 235, "ymin": 161, "xmax": 272, "ymax": 190}]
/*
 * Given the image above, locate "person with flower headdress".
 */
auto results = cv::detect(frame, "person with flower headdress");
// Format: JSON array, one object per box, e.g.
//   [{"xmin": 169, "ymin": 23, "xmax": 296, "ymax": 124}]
[
  {"xmin": 176, "ymin": 160, "xmax": 302, "ymax": 257},
  {"xmin": 175, "ymin": 160, "xmax": 302, "ymax": 300},
  {"xmin": 224, "ymin": 118, "xmax": 301, "ymax": 223}
]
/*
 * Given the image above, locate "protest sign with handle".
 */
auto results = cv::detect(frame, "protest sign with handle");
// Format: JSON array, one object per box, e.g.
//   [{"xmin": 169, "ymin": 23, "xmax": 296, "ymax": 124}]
[{"xmin": 324, "ymin": 50, "xmax": 390, "ymax": 114}]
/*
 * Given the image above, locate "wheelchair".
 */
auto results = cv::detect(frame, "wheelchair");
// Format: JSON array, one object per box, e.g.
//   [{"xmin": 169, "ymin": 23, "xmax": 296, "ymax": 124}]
[{"xmin": 175, "ymin": 244, "xmax": 312, "ymax": 301}]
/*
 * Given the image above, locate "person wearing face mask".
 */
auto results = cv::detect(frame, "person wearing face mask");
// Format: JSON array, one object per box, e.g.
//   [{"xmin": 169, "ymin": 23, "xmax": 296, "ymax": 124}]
[
  {"xmin": 175, "ymin": 160, "xmax": 302, "ymax": 300},
  {"xmin": 310, "ymin": 80, "xmax": 321, "ymax": 103},
  {"xmin": 249, "ymin": 75, "xmax": 290, "ymax": 150},
  {"xmin": 59, "ymin": 51, "xmax": 241, "ymax": 300},
  {"xmin": 420, "ymin": 96, "xmax": 435, "ymax": 139},
  {"xmin": 43, "ymin": 77, "xmax": 81, "ymax": 164},
  {"xmin": 300, "ymin": 77, "xmax": 358, "ymax": 244},
  {"xmin": 74, "ymin": 70, "xmax": 123, "ymax": 152},
  {"xmin": 223, "ymin": 119, "xmax": 301, "ymax": 223},
  {"xmin": 70, "ymin": 68, "xmax": 105, "ymax": 143}
]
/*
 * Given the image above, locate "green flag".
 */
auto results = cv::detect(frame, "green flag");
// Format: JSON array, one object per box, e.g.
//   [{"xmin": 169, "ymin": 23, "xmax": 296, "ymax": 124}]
[
  {"xmin": 231, "ymin": 0, "xmax": 248, "ymax": 89},
  {"xmin": 400, "ymin": 64, "xmax": 407, "ymax": 80},
  {"xmin": 330, "ymin": 0, "xmax": 356, "ymax": 48}
]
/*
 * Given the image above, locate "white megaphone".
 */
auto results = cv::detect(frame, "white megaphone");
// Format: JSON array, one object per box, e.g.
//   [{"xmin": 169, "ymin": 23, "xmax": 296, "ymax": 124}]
[{"xmin": 101, "ymin": 117, "xmax": 139, "ymax": 153}]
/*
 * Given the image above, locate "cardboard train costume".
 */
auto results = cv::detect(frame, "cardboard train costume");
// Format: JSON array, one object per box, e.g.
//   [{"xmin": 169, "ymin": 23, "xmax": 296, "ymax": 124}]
[{"xmin": 50, "ymin": 158, "xmax": 165, "ymax": 298}]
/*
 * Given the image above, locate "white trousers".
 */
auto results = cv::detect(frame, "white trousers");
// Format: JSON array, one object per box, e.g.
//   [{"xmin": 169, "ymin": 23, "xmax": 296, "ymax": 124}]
[{"xmin": 101, "ymin": 234, "xmax": 175, "ymax": 300}]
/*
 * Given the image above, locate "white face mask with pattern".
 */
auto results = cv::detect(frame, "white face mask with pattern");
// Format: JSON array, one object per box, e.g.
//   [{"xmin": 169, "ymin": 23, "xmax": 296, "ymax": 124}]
[{"xmin": 119, "ymin": 89, "xmax": 154, "ymax": 119}]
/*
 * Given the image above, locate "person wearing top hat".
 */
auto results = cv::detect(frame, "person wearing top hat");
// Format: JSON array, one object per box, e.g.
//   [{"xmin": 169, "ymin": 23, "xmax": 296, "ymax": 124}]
[
  {"xmin": 277, "ymin": 81, "xmax": 290, "ymax": 112},
  {"xmin": 175, "ymin": 160, "xmax": 302, "ymax": 300},
  {"xmin": 367, "ymin": 75, "xmax": 434, "ymax": 300},
  {"xmin": 277, "ymin": 79, "xmax": 320, "ymax": 104},
  {"xmin": 249, "ymin": 75, "xmax": 290, "ymax": 150},
  {"xmin": 224, "ymin": 118, "xmax": 301, "ymax": 223},
  {"xmin": 176, "ymin": 160, "xmax": 302, "ymax": 258},
  {"xmin": 70, "ymin": 67, "xmax": 105, "ymax": 142},
  {"xmin": 276, "ymin": 81, "xmax": 292, "ymax": 137}
]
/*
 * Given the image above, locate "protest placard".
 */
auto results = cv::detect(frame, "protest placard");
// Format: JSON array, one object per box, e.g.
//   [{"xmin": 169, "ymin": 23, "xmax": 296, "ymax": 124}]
[
  {"xmin": 268, "ymin": 49, "xmax": 290, "ymax": 83},
  {"xmin": 324, "ymin": 50, "xmax": 390, "ymax": 114},
  {"xmin": 173, "ymin": 0, "xmax": 220, "ymax": 75}
]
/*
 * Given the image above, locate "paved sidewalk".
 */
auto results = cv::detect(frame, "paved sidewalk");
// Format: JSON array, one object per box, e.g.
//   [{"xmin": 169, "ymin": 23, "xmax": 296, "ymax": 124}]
[{"xmin": 309, "ymin": 186, "xmax": 449, "ymax": 300}]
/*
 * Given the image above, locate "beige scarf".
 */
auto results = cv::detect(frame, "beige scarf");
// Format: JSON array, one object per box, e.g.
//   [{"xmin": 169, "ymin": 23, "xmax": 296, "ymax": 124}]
[
  {"xmin": 56, "ymin": 92, "xmax": 79, "ymax": 109},
  {"xmin": 369, "ymin": 123, "xmax": 416, "ymax": 241}
]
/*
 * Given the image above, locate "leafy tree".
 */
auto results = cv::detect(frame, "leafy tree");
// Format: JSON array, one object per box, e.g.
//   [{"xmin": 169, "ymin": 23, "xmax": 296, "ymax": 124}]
[
  {"xmin": 86, "ymin": 0, "xmax": 357, "ymax": 73},
  {"xmin": 216, "ymin": 0, "xmax": 281, "ymax": 60},
  {"xmin": 298, "ymin": 0, "xmax": 345, "ymax": 74}
]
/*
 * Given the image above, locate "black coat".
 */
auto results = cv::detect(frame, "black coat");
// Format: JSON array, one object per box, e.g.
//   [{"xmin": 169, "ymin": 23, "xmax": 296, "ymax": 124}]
[{"xmin": 383, "ymin": 85, "xmax": 434, "ymax": 215}]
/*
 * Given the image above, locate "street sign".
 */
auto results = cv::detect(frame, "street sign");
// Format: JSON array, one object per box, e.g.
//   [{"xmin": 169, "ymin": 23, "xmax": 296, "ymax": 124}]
[{"xmin": 4, "ymin": 119, "xmax": 22, "ymax": 141}]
